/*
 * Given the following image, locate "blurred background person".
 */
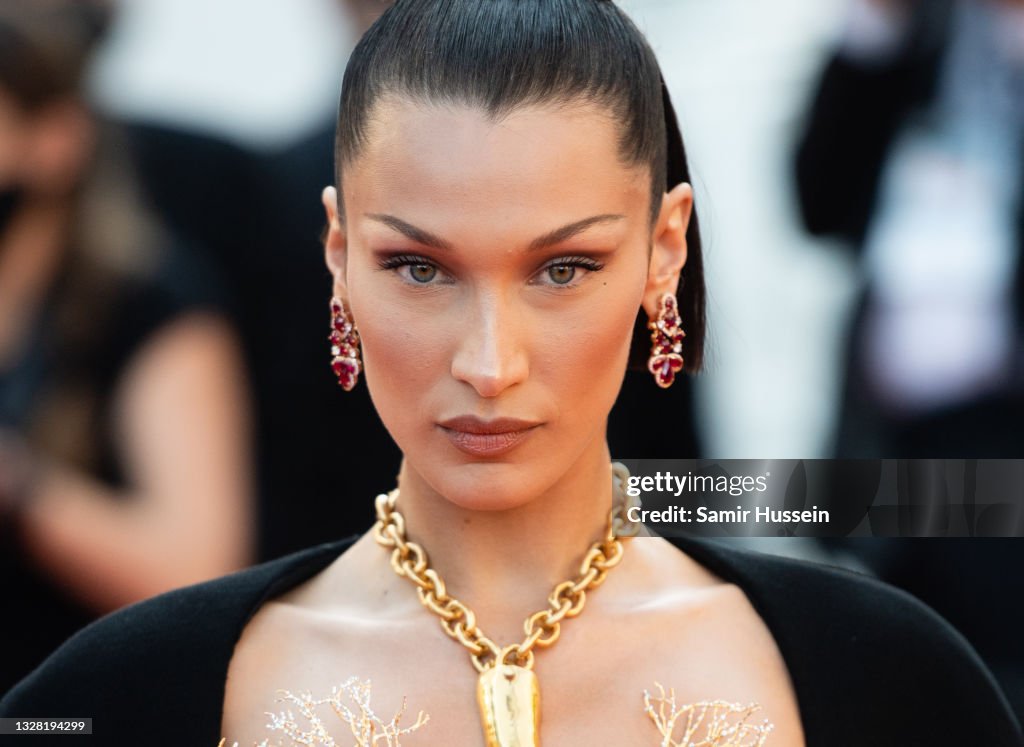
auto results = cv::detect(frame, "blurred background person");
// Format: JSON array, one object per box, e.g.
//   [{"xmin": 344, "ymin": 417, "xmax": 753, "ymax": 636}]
[
  {"xmin": 0, "ymin": 0, "xmax": 254, "ymax": 693},
  {"xmin": 796, "ymin": 0, "xmax": 1024, "ymax": 721},
  {"xmin": 796, "ymin": 0, "xmax": 1024, "ymax": 457},
  {"xmin": 93, "ymin": 0, "xmax": 407, "ymax": 561}
]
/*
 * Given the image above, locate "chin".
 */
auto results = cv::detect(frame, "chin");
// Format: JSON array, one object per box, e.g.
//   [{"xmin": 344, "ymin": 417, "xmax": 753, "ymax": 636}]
[{"xmin": 425, "ymin": 459, "xmax": 552, "ymax": 513}]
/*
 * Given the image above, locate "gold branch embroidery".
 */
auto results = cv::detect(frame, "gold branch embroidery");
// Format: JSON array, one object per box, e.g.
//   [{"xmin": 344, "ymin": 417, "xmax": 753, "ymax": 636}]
[
  {"xmin": 219, "ymin": 678, "xmax": 775, "ymax": 746},
  {"xmin": 643, "ymin": 683, "xmax": 774, "ymax": 746},
  {"xmin": 218, "ymin": 676, "xmax": 429, "ymax": 747}
]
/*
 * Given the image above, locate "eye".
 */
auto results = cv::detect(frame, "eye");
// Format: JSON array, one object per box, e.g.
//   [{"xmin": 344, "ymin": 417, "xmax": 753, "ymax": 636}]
[
  {"xmin": 534, "ymin": 256, "xmax": 604, "ymax": 288},
  {"xmin": 546, "ymin": 265, "xmax": 576, "ymax": 285},
  {"xmin": 377, "ymin": 254, "xmax": 447, "ymax": 285},
  {"xmin": 408, "ymin": 263, "xmax": 437, "ymax": 283}
]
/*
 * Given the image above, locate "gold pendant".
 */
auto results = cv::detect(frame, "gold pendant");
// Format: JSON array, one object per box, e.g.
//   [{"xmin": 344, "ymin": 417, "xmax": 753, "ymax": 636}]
[{"xmin": 477, "ymin": 664, "xmax": 541, "ymax": 747}]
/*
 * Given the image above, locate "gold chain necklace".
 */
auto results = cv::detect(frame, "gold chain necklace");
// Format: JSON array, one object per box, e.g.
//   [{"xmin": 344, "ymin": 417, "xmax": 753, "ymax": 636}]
[{"xmin": 372, "ymin": 462, "xmax": 638, "ymax": 747}]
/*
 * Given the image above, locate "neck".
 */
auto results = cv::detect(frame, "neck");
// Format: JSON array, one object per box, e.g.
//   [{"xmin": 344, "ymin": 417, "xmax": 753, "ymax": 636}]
[{"xmin": 391, "ymin": 439, "xmax": 616, "ymax": 640}]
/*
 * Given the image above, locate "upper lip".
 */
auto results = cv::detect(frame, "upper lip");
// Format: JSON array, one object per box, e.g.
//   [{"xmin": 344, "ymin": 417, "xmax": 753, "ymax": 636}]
[{"xmin": 438, "ymin": 415, "xmax": 542, "ymax": 434}]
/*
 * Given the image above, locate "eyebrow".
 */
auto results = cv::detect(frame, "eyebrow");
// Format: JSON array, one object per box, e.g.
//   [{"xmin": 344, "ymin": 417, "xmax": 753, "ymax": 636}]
[{"xmin": 364, "ymin": 212, "xmax": 626, "ymax": 252}]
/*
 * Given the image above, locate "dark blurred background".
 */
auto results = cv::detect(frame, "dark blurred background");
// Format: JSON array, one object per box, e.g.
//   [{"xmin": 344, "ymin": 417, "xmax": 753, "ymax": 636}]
[{"xmin": 0, "ymin": 0, "xmax": 1021, "ymax": 723}]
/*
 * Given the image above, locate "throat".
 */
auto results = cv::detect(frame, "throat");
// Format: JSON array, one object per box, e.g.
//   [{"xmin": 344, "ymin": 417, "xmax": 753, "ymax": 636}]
[{"xmin": 390, "ymin": 461, "xmax": 616, "ymax": 618}]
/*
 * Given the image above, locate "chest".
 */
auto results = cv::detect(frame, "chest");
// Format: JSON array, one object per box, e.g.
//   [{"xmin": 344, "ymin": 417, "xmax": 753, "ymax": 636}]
[{"xmin": 220, "ymin": 597, "xmax": 802, "ymax": 747}]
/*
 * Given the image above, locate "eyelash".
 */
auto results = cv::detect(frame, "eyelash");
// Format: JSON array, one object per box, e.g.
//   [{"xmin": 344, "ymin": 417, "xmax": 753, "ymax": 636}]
[{"xmin": 376, "ymin": 254, "xmax": 605, "ymax": 288}]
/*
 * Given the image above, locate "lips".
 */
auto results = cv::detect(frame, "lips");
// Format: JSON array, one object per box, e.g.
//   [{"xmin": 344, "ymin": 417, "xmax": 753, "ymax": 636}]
[{"xmin": 437, "ymin": 416, "xmax": 542, "ymax": 457}]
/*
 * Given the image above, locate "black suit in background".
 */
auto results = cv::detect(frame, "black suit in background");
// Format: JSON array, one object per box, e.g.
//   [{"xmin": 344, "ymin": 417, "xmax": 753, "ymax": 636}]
[
  {"xmin": 795, "ymin": 0, "xmax": 1024, "ymax": 458},
  {"xmin": 799, "ymin": 1, "xmax": 1024, "ymax": 724},
  {"xmin": 123, "ymin": 120, "xmax": 704, "ymax": 563}
]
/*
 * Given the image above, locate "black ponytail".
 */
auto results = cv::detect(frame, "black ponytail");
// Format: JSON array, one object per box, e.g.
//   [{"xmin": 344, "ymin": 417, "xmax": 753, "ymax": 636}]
[{"xmin": 659, "ymin": 73, "xmax": 705, "ymax": 373}]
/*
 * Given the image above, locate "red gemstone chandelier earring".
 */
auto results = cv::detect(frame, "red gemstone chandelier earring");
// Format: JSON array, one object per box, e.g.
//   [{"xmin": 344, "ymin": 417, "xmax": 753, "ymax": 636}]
[
  {"xmin": 648, "ymin": 292, "xmax": 686, "ymax": 388},
  {"xmin": 329, "ymin": 296, "xmax": 361, "ymax": 391}
]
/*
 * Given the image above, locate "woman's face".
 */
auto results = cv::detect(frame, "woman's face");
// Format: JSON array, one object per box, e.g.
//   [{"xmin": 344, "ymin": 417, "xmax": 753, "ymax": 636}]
[{"xmin": 325, "ymin": 96, "xmax": 690, "ymax": 511}]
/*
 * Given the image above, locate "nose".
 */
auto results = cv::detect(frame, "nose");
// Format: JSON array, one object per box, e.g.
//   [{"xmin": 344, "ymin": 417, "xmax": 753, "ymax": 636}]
[{"xmin": 450, "ymin": 291, "xmax": 529, "ymax": 398}]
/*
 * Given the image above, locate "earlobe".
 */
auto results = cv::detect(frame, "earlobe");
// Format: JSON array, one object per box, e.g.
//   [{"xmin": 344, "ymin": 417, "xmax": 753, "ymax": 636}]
[
  {"xmin": 642, "ymin": 182, "xmax": 692, "ymax": 319},
  {"xmin": 321, "ymin": 186, "xmax": 349, "ymax": 298}
]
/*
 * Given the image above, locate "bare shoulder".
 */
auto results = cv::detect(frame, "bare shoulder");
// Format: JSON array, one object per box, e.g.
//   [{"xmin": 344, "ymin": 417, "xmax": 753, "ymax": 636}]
[
  {"xmin": 695, "ymin": 583, "xmax": 805, "ymax": 746},
  {"xmin": 606, "ymin": 537, "xmax": 806, "ymax": 745},
  {"xmin": 221, "ymin": 532, "xmax": 421, "ymax": 746}
]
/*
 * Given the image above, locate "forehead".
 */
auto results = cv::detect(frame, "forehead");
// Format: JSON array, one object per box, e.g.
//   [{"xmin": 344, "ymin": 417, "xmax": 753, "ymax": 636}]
[{"xmin": 343, "ymin": 96, "xmax": 650, "ymax": 231}]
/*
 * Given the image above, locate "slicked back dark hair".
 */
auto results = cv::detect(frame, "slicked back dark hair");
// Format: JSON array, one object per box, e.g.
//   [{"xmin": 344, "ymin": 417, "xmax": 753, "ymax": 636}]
[{"xmin": 334, "ymin": 0, "xmax": 705, "ymax": 373}]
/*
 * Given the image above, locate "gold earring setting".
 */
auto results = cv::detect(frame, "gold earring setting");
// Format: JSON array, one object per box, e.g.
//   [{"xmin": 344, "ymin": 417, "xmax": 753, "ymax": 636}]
[
  {"xmin": 329, "ymin": 296, "xmax": 362, "ymax": 391},
  {"xmin": 647, "ymin": 292, "xmax": 685, "ymax": 388}
]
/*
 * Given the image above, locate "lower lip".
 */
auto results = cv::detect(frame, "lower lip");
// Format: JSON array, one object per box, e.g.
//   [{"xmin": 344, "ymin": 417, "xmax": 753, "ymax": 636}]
[{"xmin": 440, "ymin": 426, "xmax": 539, "ymax": 457}]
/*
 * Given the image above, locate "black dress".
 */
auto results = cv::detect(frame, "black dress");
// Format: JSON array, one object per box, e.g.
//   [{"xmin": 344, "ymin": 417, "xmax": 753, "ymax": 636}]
[{"xmin": 1, "ymin": 535, "xmax": 1021, "ymax": 746}]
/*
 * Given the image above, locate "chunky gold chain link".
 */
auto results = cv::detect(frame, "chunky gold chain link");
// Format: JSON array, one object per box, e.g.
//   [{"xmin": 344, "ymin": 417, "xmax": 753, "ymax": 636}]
[{"xmin": 372, "ymin": 462, "xmax": 640, "ymax": 673}]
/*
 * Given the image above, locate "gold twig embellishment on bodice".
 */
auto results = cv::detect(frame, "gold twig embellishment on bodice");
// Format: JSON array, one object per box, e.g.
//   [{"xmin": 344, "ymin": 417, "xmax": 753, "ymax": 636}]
[
  {"xmin": 643, "ymin": 683, "xmax": 774, "ymax": 747},
  {"xmin": 218, "ymin": 677, "xmax": 429, "ymax": 747}
]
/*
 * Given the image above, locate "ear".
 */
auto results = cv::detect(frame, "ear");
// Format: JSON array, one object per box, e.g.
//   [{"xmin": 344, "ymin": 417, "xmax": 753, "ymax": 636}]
[
  {"xmin": 641, "ymin": 182, "xmax": 693, "ymax": 320},
  {"xmin": 322, "ymin": 186, "xmax": 349, "ymax": 302}
]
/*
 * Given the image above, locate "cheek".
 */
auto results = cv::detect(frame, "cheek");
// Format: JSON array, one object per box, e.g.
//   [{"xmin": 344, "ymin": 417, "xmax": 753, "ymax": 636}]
[
  {"xmin": 348, "ymin": 283, "xmax": 449, "ymax": 435},
  {"xmin": 531, "ymin": 285, "xmax": 639, "ymax": 423}
]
